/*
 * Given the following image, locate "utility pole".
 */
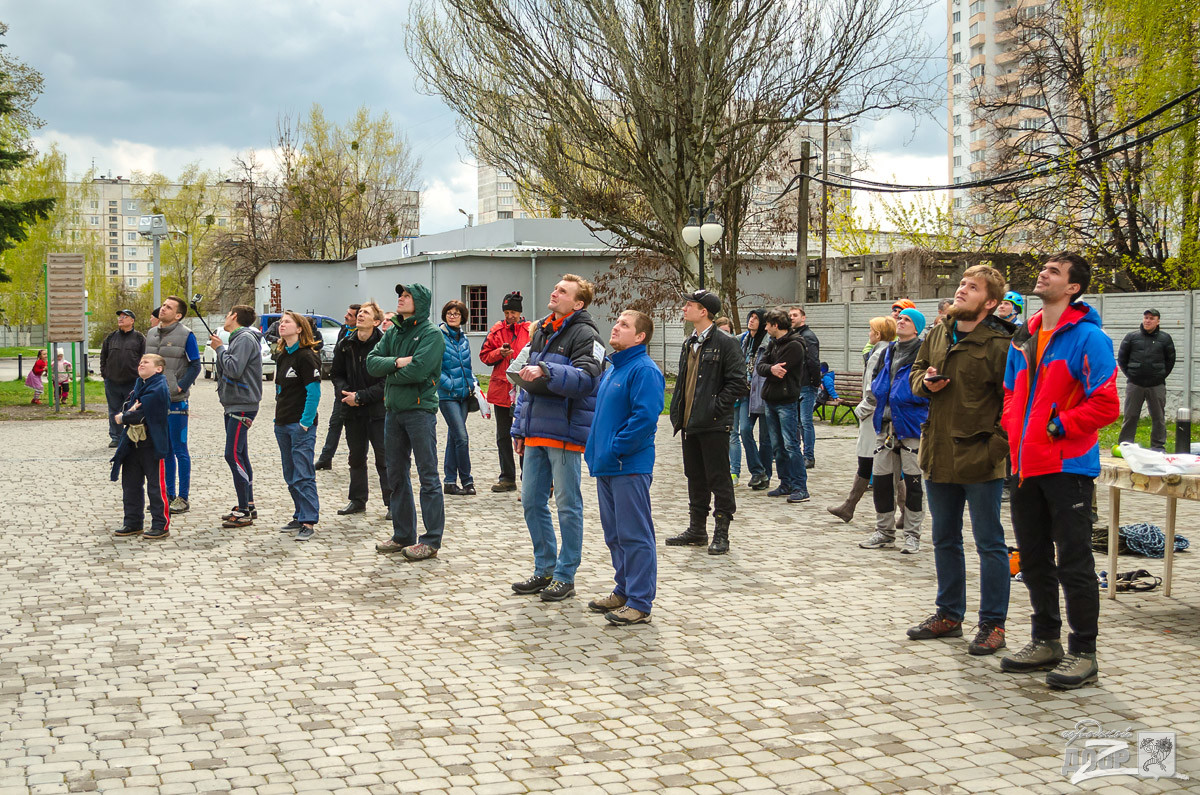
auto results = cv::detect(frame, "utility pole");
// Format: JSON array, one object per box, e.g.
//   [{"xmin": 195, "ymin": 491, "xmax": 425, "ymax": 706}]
[
  {"xmin": 820, "ymin": 103, "xmax": 830, "ymax": 303},
  {"xmin": 795, "ymin": 141, "xmax": 811, "ymax": 303}
]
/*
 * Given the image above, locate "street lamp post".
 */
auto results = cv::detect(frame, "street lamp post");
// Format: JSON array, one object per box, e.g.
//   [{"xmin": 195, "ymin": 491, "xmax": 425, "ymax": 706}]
[
  {"xmin": 681, "ymin": 201, "xmax": 724, "ymax": 291},
  {"xmin": 170, "ymin": 229, "xmax": 193, "ymax": 302},
  {"xmin": 137, "ymin": 214, "xmax": 168, "ymax": 307}
]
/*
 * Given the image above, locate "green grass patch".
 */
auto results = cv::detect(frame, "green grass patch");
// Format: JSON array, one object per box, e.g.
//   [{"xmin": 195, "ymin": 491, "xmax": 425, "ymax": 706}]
[
  {"xmin": 0, "ymin": 376, "xmax": 106, "ymax": 408},
  {"xmin": 1098, "ymin": 416, "xmax": 1200, "ymax": 452},
  {"xmin": 0, "ymin": 346, "xmax": 43, "ymax": 358}
]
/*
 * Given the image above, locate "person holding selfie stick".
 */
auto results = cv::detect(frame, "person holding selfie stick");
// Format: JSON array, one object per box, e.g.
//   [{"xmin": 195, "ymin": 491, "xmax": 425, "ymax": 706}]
[{"xmin": 904, "ymin": 265, "xmax": 1015, "ymax": 656}]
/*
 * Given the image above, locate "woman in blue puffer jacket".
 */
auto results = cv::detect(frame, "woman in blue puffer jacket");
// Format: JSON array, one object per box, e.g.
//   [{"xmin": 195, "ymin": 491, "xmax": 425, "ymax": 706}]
[{"xmin": 439, "ymin": 300, "xmax": 476, "ymax": 495}]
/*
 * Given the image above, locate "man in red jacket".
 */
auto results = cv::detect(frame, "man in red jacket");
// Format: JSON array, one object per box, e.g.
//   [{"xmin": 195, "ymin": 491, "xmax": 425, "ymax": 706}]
[
  {"xmin": 1000, "ymin": 252, "xmax": 1118, "ymax": 689},
  {"xmin": 480, "ymin": 292, "xmax": 532, "ymax": 492}
]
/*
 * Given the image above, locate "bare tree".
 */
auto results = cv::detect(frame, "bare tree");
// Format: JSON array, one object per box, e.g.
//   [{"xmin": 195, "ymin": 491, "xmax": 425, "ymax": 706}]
[{"xmin": 408, "ymin": 0, "xmax": 934, "ymax": 305}]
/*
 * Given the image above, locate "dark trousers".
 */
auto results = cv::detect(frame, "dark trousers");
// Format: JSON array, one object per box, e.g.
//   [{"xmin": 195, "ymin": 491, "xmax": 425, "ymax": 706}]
[
  {"xmin": 1011, "ymin": 473, "xmax": 1099, "ymax": 654},
  {"xmin": 105, "ymin": 380, "xmax": 134, "ymax": 442},
  {"xmin": 122, "ymin": 443, "xmax": 169, "ymax": 532},
  {"xmin": 345, "ymin": 410, "xmax": 390, "ymax": 507},
  {"xmin": 682, "ymin": 431, "xmax": 737, "ymax": 518},
  {"xmin": 494, "ymin": 404, "xmax": 522, "ymax": 483},
  {"xmin": 317, "ymin": 395, "xmax": 346, "ymax": 463},
  {"xmin": 224, "ymin": 411, "xmax": 256, "ymax": 509}
]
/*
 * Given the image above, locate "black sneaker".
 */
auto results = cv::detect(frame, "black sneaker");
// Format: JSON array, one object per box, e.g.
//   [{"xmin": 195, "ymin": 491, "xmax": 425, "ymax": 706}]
[
  {"xmin": 539, "ymin": 580, "xmax": 575, "ymax": 602},
  {"xmin": 108, "ymin": 439, "xmax": 120, "ymax": 448},
  {"xmin": 314, "ymin": 459, "xmax": 332, "ymax": 471},
  {"xmin": 113, "ymin": 526, "xmax": 143, "ymax": 537},
  {"xmin": 750, "ymin": 476, "xmax": 771, "ymax": 491},
  {"xmin": 222, "ymin": 506, "xmax": 258, "ymax": 522},
  {"xmin": 512, "ymin": 575, "xmax": 553, "ymax": 595}
]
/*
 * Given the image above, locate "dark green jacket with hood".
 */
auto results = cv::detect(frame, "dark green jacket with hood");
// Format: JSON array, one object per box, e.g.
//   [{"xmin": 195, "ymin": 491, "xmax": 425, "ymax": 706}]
[{"xmin": 365, "ymin": 284, "xmax": 446, "ymax": 413}]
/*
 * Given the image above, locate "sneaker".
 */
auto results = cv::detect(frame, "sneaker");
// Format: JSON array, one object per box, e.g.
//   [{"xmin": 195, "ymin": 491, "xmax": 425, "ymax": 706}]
[
  {"xmin": 384, "ymin": 508, "xmax": 392, "ymax": 521},
  {"xmin": 143, "ymin": 528, "xmax": 170, "ymax": 541},
  {"xmin": 1046, "ymin": 652, "xmax": 1099, "ymax": 689},
  {"xmin": 295, "ymin": 525, "xmax": 315, "ymax": 541},
  {"xmin": 314, "ymin": 459, "xmax": 332, "ymax": 471},
  {"xmin": 605, "ymin": 606, "xmax": 651, "ymax": 625},
  {"xmin": 750, "ymin": 475, "xmax": 771, "ymax": 491},
  {"xmin": 967, "ymin": 623, "xmax": 1007, "ymax": 656},
  {"xmin": 787, "ymin": 490, "xmax": 811, "ymax": 503},
  {"xmin": 281, "ymin": 519, "xmax": 302, "ymax": 532},
  {"xmin": 512, "ymin": 574, "xmax": 554, "ymax": 595},
  {"xmin": 900, "ymin": 536, "xmax": 921, "ymax": 554},
  {"xmin": 222, "ymin": 506, "xmax": 258, "ymax": 522},
  {"xmin": 401, "ymin": 543, "xmax": 438, "ymax": 561},
  {"xmin": 462, "ymin": 484, "xmax": 477, "ymax": 496},
  {"xmin": 1000, "ymin": 638, "xmax": 1065, "ymax": 672},
  {"xmin": 805, "ymin": 459, "xmax": 816, "ymax": 470},
  {"xmin": 169, "ymin": 497, "xmax": 190, "ymax": 514},
  {"xmin": 113, "ymin": 526, "xmax": 143, "ymax": 537},
  {"xmin": 222, "ymin": 509, "xmax": 254, "ymax": 528},
  {"xmin": 767, "ymin": 486, "xmax": 789, "ymax": 497},
  {"xmin": 108, "ymin": 439, "xmax": 120, "ymax": 448},
  {"xmin": 539, "ymin": 580, "xmax": 575, "ymax": 602},
  {"xmin": 587, "ymin": 592, "xmax": 627, "ymax": 613},
  {"xmin": 859, "ymin": 531, "xmax": 895, "ymax": 549},
  {"xmin": 731, "ymin": 474, "xmax": 740, "ymax": 486},
  {"xmin": 907, "ymin": 612, "xmax": 963, "ymax": 640},
  {"xmin": 491, "ymin": 481, "xmax": 517, "ymax": 492},
  {"xmin": 375, "ymin": 539, "xmax": 406, "ymax": 554}
]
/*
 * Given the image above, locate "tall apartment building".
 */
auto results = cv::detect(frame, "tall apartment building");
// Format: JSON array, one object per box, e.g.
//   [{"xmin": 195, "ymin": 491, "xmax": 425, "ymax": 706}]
[
  {"xmin": 64, "ymin": 175, "xmax": 239, "ymax": 290},
  {"xmin": 476, "ymin": 122, "xmax": 854, "ymax": 241}
]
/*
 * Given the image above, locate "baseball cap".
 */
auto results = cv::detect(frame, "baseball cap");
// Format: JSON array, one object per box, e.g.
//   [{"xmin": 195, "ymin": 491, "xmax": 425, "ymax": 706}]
[
  {"xmin": 116, "ymin": 309, "xmax": 136, "ymax": 319},
  {"xmin": 684, "ymin": 289, "xmax": 721, "ymax": 317},
  {"xmin": 1145, "ymin": 308, "xmax": 1161, "ymax": 317},
  {"xmin": 394, "ymin": 283, "xmax": 407, "ymax": 296}
]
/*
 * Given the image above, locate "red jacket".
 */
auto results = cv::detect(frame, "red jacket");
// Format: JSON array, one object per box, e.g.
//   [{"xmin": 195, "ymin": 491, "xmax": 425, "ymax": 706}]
[
  {"xmin": 479, "ymin": 318, "xmax": 531, "ymax": 407},
  {"xmin": 1002, "ymin": 302, "xmax": 1119, "ymax": 480}
]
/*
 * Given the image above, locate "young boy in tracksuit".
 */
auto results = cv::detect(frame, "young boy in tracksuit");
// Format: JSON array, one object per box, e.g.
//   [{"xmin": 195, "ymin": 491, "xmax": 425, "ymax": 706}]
[
  {"xmin": 584, "ymin": 310, "xmax": 665, "ymax": 625},
  {"xmin": 110, "ymin": 354, "xmax": 173, "ymax": 540}
]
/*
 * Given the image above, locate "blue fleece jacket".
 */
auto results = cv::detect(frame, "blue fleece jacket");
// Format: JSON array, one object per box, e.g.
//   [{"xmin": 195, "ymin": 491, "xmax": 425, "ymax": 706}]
[{"xmin": 584, "ymin": 344, "xmax": 665, "ymax": 477}]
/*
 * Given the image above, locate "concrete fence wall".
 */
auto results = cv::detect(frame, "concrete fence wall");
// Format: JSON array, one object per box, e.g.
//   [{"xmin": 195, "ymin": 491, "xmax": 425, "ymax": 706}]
[{"xmin": 0, "ymin": 325, "xmax": 47, "ymax": 348}]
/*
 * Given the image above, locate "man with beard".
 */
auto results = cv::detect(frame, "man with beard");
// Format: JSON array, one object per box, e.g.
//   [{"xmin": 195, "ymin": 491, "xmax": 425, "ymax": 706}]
[{"xmin": 905, "ymin": 266, "xmax": 1014, "ymax": 656}]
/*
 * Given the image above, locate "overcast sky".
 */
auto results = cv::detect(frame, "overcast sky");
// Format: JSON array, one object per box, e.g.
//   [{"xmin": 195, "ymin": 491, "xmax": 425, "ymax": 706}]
[{"xmin": 4, "ymin": 1, "xmax": 948, "ymax": 235}]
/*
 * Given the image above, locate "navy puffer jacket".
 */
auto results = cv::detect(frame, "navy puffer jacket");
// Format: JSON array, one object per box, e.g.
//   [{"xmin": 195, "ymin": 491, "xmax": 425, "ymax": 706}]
[
  {"xmin": 511, "ymin": 310, "xmax": 603, "ymax": 448},
  {"xmin": 438, "ymin": 323, "xmax": 474, "ymax": 400}
]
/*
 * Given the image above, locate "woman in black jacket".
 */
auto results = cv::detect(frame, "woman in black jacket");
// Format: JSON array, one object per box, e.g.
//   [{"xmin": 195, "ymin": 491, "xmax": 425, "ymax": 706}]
[{"xmin": 330, "ymin": 302, "xmax": 391, "ymax": 517}]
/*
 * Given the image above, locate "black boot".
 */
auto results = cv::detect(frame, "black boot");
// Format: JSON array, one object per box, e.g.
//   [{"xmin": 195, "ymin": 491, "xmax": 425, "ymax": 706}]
[
  {"xmin": 708, "ymin": 513, "xmax": 731, "ymax": 555},
  {"xmin": 666, "ymin": 510, "xmax": 709, "ymax": 546}
]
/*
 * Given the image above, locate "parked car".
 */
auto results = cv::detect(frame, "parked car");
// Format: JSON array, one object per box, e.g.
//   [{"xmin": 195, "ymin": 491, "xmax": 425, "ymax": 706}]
[
  {"xmin": 258, "ymin": 313, "xmax": 345, "ymax": 377},
  {"xmin": 201, "ymin": 329, "xmax": 276, "ymax": 381}
]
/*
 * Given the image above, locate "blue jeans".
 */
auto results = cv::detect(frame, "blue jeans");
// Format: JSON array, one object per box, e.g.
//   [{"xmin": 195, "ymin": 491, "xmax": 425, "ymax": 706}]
[
  {"xmin": 737, "ymin": 403, "xmax": 772, "ymax": 478},
  {"xmin": 729, "ymin": 401, "xmax": 744, "ymax": 475},
  {"xmin": 385, "ymin": 410, "xmax": 445, "ymax": 548},
  {"xmin": 764, "ymin": 401, "xmax": 807, "ymax": 494},
  {"xmin": 165, "ymin": 400, "xmax": 190, "ymax": 500},
  {"xmin": 597, "ymin": 474, "xmax": 656, "ymax": 613},
  {"xmin": 439, "ymin": 398, "xmax": 473, "ymax": 486},
  {"xmin": 522, "ymin": 445, "xmax": 584, "ymax": 583},
  {"xmin": 274, "ymin": 422, "xmax": 319, "ymax": 524},
  {"xmin": 798, "ymin": 385, "xmax": 817, "ymax": 463},
  {"xmin": 925, "ymin": 479, "xmax": 1010, "ymax": 626}
]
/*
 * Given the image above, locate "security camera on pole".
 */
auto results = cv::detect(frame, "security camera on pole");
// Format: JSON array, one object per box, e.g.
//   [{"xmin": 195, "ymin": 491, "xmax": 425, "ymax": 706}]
[{"xmin": 137, "ymin": 214, "xmax": 168, "ymax": 307}]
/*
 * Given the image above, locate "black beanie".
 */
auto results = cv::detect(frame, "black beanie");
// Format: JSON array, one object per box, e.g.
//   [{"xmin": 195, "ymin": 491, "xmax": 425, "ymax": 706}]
[{"xmin": 503, "ymin": 291, "xmax": 523, "ymax": 312}]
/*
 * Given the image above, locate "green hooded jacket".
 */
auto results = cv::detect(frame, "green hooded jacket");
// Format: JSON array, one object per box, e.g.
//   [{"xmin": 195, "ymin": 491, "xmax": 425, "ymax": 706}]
[{"xmin": 365, "ymin": 284, "xmax": 446, "ymax": 413}]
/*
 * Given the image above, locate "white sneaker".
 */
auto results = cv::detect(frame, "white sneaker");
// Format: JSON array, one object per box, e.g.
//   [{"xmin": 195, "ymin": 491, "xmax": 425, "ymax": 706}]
[
  {"xmin": 901, "ymin": 536, "xmax": 921, "ymax": 554},
  {"xmin": 731, "ymin": 474, "xmax": 739, "ymax": 486},
  {"xmin": 859, "ymin": 531, "xmax": 895, "ymax": 549}
]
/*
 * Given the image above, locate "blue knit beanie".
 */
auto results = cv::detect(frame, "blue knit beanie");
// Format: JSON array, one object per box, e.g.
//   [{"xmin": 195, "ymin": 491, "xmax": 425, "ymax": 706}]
[{"xmin": 899, "ymin": 307, "xmax": 926, "ymax": 335}]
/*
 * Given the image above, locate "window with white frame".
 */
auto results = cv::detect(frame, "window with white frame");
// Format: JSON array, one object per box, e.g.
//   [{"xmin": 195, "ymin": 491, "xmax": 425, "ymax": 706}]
[{"xmin": 463, "ymin": 285, "xmax": 488, "ymax": 333}]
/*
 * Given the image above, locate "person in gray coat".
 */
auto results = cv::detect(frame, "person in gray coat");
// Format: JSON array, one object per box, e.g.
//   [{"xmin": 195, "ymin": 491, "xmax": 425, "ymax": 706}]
[{"xmin": 209, "ymin": 305, "xmax": 264, "ymax": 527}]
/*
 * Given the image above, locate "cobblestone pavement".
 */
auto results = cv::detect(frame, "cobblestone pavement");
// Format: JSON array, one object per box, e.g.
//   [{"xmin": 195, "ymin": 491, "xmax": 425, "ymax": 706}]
[{"xmin": 1, "ymin": 385, "xmax": 1197, "ymax": 794}]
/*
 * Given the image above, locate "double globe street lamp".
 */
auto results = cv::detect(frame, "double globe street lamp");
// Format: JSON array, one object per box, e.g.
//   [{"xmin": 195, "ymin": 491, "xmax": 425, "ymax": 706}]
[{"xmin": 681, "ymin": 202, "xmax": 724, "ymax": 291}]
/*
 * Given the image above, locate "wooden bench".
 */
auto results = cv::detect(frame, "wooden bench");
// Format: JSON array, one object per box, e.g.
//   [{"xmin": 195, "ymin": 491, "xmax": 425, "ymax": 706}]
[{"xmin": 815, "ymin": 371, "xmax": 864, "ymax": 426}]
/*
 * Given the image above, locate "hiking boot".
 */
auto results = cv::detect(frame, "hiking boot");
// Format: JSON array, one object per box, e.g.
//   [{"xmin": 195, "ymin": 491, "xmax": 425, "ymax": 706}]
[
  {"xmin": 708, "ymin": 513, "xmax": 731, "ymax": 555},
  {"xmin": 281, "ymin": 519, "xmax": 302, "ymax": 532},
  {"xmin": 539, "ymin": 580, "xmax": 575, "ymax": 602},
  {"xmin": 169, "ymin": 497, "xmax": 190, "ymax": 514},
  {"xmin": 1046, "ymin": 652, "xmax": 1099, "ymax": 689},
  {"xmin": 402, "ymin": 543, "xmax": 438, "ymax": 561},
  {"xmin": 859, "ymin": 531, "xmax": 895, "ymax": 549},
  {"xmin": 143, "ymin": 527, "xmax": 170, "ymax": 541},
  {"xmin": 827, "ymin": 476, "xmax": 870, "ymax": 523},
  {"xmin": 666, "ymin": 511, "xmax": 708, "ymax": 546},
  {"xmin": 968, "ymin": 623, "xmax": 1007, "ymax": 656},
  {"xmin": 587, "ymin": 592, "xmax": 627, "ymax": 613},
  {"xmin": 513, "ymin": 574, "xmax": 554, "ymax": 595},
  {"xmin": 766, "ymin": 486, "xmax": 789, "ymax": 497},
  {"xmin": 113, "ymin": 526, "xmax": 143, "ymax": 537},
  {"xmin": 900, "ymin": 536, "xmax": 921, "ymax": 555},
  {"xmin": 1000, "ymin": 638, "xmax": 1065, "ymax": 672},
  {"xmin": 605, "ymin": 606, "xmax": 651, "ymax": 625},
  {"xmin": 491, "ymin": 480, "xmax": 517, "ymax": 492},
  {"xmin": 295, "ymin": 526, "xmax": 315, "ymax": 542},
  {"xmin": 750, "ymin": 475, "xmax": 770, "ymax": 491},
  {"xmin": 375, "ymin": 539, "xmax": 406, "ymax": 554},
  {"xmin": 787, "ymin": 490, "xmax": 811, "ymax": 503},
  {"xmin": 314, "ymin": 458, "xmax": 332, "ymax": 471},
  {"xmin": 907, "ymin": 612, "xmax": 963, "ymax": 640},
  {"xmin": 222, "ymin": 509, "xmax": 254, "ymax": 528}
]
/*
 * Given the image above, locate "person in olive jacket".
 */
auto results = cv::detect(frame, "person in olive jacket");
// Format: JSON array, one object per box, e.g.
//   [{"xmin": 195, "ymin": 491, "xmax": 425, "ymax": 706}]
[
  {"xmin": 1117, "ymin": 308, "xmax": 1175, "ymax": 451},
  {"xmin": 906, "ymin": 265, "xmax": 1015, "ymax": 656},
  {"xmin": 666, "ymin": 289, "xmax": 749, "ymax": 555},
  {"xmin": 366, "ymin": 283, "xmax": 446, "ymax": 562},
  {"xmin": 331, "ymin": 301, "xmax": 391, "ymax": 518}
]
